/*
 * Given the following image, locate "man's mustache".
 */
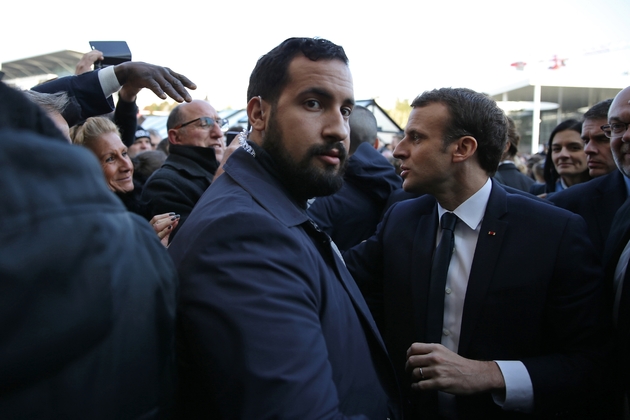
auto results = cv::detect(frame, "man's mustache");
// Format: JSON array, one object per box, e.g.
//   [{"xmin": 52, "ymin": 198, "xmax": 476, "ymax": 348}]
[{"xmin": 308, "ymin": 142, "xmax": 348, "ymax": 161}]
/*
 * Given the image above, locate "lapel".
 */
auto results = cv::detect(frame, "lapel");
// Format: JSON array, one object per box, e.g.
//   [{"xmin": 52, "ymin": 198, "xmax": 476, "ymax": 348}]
[
  {"xmin": 458, "ymin": 182, "xmax": 509, "ymax": 355},
  {"xmin": 410, "ymin": 198, "xmax": 439, "ymax": 342}
]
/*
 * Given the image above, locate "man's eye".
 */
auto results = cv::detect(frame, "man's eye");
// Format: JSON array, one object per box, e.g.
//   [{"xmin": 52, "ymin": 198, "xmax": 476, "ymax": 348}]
[
  {"xmin": 341, "ymin": 107, "xmax": 352, "ymax": 117},
  {"xmin": 305, "ymin": 100, "xmax": 321, "ymax": 110}
]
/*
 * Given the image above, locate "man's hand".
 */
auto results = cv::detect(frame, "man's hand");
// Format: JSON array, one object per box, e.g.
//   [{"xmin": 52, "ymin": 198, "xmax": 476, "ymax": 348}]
[
  {"xmin": 113, "ymin": 62, "xmax": 197, "ymax": 103},
  {"xmin": 406, "ymin": 343, "xmax": 505, "ymax": 396},
  {"xmin": 75, "ymin": 50, "xmax": 104, "ymax": 75}
]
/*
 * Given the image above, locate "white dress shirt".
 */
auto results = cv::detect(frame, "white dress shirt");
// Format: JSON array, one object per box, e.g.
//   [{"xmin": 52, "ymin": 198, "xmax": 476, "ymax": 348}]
[{"xmin": 436, "ymin": 178, "xmax": 534, "ymax": 415}]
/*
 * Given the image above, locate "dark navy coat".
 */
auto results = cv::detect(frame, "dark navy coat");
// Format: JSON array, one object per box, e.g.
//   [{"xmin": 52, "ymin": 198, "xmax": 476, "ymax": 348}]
[{"xmin": 168, "ymin": 147, "xmax": 402, "ymax": 419}]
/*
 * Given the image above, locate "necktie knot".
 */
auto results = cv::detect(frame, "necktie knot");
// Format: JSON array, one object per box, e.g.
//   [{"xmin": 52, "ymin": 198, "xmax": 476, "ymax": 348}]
[{"xmin": 441, "ymin": 212, "xmax": 457, "ymax": 232}]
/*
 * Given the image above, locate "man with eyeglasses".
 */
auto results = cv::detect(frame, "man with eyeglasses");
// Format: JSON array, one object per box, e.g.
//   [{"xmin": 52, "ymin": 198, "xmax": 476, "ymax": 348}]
[
  {"xmin": 601, "ymin": 85, "xmax": 630, "ymax": 420},
  {"xmin": 548, "ymin": 98, "xmax": 624, "ymax": 258},
  {"xmin": 141, "ymin": 99, "xmax": 228, "ymax": 243}
]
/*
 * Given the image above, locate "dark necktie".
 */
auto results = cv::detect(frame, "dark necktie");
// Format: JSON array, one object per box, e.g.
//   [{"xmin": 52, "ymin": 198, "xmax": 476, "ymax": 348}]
[{"xmin": 426, "ymin": 212, "xmax": 458, "ymax": 344}]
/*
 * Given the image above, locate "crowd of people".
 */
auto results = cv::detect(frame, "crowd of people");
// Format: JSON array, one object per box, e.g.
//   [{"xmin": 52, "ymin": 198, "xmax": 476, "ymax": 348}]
[{"xmin": 2, "ymin": 36, "xmax": 630, "ymax": 420}]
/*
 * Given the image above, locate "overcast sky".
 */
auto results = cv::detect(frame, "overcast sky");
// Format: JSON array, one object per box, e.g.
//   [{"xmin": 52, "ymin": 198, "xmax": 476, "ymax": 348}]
[{"xmin": 3, "ymin": 0, "xmax": 629, "ymax": 111}]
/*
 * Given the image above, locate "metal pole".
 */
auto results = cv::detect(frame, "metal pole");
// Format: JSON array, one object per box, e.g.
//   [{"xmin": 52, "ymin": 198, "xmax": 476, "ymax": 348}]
[{"xmin": 532, "ymin": 84, "xmax": 542, "ymax": 154}]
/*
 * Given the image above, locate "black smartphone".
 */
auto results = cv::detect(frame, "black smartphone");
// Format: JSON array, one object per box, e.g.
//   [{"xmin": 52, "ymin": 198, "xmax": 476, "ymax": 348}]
[{"xmin": 89, "ymin": 41, "xmax": 132, "ymax": 69}]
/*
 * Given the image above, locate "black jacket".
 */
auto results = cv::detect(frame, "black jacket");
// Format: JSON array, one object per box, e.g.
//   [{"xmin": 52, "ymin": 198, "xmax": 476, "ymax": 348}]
[
  {"xmin": 0, "ymin": 127, "xmax": 178, "ymax": 419},
  {"xmin": 141, "ymin": 144, "xmax": 220, "ymax": 242}
]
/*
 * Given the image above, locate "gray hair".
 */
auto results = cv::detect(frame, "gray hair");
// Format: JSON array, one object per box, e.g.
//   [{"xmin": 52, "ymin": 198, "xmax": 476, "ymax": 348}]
[{"xmin": 23, "ymin": 90, "xmax": 70, "ymax": 115}]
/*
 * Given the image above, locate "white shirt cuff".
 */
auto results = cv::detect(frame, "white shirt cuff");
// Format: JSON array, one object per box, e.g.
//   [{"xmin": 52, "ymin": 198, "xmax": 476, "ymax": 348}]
[
  {"xmin": 97, "ymin": 66, "xmax": 121, "ymax": 98},
  {"xmin": 492, "ymin": 360, "xmax": 534, "ymax": 413}
]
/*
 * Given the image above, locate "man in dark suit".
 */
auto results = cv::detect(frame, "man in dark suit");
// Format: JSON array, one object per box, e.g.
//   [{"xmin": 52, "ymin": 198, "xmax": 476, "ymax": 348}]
[
  {"xmin": 492, "ymin": 117, "xmax": 534, "ymax": 192},
  {"xmin": 344, "ymin": 88, "xmax": 609, "ymax": 419},
  {"xmin": 549, "ymin": 98, "xmax": 625, "ymax": 258},
  {"xmin": 601, "ymin": 85, "xmax": 630, "ymax": 419},
  {"xmin": 168, "ymin": 37, "xmax": 401, "ymax": 419}
]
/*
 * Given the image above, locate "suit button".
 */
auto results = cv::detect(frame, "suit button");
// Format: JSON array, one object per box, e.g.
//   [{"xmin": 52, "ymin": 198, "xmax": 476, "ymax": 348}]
[
  {"xmin": 445, "ymin": 287, "xmax": 452, "ymax": 294},
  {"xmin": 443, "ymin": 328, "xmax": 450, "ymax": 336}
]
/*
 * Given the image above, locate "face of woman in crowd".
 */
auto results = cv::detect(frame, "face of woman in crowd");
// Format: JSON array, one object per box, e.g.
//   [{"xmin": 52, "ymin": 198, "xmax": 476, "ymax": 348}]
[
  {"xmin": 92, "ymin": 132, "xmax": 135, "ymax": 193},
  {"xmin": 551, "ymin": 129, "xmax": 587, "ymax": 179}
]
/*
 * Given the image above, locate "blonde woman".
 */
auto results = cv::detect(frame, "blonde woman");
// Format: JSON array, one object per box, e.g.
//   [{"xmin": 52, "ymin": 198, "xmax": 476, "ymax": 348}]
[{"xmin": 73, "ymin": 117, "xmax": 178, "ymax": 245}]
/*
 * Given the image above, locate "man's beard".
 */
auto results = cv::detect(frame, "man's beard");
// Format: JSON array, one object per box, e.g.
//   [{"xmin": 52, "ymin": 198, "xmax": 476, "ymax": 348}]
[{"xmin": 262, "ymin": 112, "xmax": 347, "ymax": 202}]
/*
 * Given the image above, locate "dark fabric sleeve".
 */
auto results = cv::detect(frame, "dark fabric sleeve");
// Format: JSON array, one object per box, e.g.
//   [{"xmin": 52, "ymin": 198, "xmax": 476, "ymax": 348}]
[
  {"xmin": 32, "ymin": 70, "xmax": 114, "ymax": 127},
  {"xmin": 113, "ymin": 93, "xmax": 138, "ymax": 148}
]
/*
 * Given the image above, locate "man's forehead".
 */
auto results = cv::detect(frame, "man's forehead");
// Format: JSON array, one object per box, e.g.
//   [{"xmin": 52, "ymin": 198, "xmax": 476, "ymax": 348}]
[
  {"xmin": 582, "ymin": 118, "xmax": 607, "ymax": 130},
  {"xmin": 610, "ymin": 88, "xmax": 630, "ymax": 117},
  {"xmin": 408, "ymin": 103, "xmax": 449, "ymax": 126},
  {"xmin": 285, "ymin": 56, "xmax": 353, "ymax": 96},
  {"xmin": 183, "ymin": 101, "xmax": 217, "ymax": 118}
]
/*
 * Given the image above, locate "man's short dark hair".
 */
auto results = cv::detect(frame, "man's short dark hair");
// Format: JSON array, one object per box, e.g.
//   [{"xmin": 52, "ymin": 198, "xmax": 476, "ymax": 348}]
[
  {"xmin": 583, "ymin": 99, "xmax": 613, "ymax": 121},
  {"xmin": 349, "ymin": 106, "xmax": 377, "ymax": 154},
  {"xmin": 411, "ymin": 88, "xmax": 507, "ymax": 175},
  {"xmin": 247, "ymin": 37, "xmax": 349, "ymax": 105}
]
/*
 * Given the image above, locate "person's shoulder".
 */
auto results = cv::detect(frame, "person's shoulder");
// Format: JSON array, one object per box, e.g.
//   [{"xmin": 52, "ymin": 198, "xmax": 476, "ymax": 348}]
[
  {"xmin": 529, "ymin": 182, "xmax": 546, "ymax": 195},
  {"xmin": 548, "ymin": 175, "xmax": 608, "ymax": 205},
  {"xmin": 385, "ymin": 193, "xmax": 434, "ymax": 221},
  {"xmin": 502, "ymin": 184, "xmax": 578, "ymax": 221}
]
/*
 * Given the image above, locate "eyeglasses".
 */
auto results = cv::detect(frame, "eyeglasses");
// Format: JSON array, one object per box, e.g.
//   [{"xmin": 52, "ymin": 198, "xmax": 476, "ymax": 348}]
[
  {"xmin": 601, "ymin": 122, "xmax": 630, "ymax": 138},
  {"xmin": 174, "ymin": 116, "xmax": 229, "ymax": 130}
]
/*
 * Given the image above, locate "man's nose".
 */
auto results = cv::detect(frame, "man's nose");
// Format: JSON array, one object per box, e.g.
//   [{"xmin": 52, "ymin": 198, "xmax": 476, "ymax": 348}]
[{"xmin": 323, "ymin": 111, "xmax": 349, "ymax": 142}]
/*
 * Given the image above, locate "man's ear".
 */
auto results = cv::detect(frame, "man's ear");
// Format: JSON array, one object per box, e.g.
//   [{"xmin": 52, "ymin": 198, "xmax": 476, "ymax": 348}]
[
  {"xmin": 247, "ymin": 97, "xmax": 267, "ymax": 133},
  {"xmin": 451, "ymin": 136, "xmax": 478, "ymax": 163},
  {"xmin": 374, "ymin": 137, "xmax": 379, "ymax": 150},
  {"xmin": 167, "ymin": 129, "xmax": 179, "ymax": 145}
]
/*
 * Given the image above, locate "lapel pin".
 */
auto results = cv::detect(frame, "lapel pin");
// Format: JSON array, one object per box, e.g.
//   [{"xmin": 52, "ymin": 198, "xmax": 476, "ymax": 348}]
[{"xmin": 488, "ymin": 231, "xmax": 496, "ymax": 236}]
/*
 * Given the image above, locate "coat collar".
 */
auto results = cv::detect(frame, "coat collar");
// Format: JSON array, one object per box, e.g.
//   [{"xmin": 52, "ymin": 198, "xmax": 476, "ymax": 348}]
[
  {"xmin": 223, "ymin": 147, "xmax": 312, "ymax": 228},
  {"xmin": 165, "ymin": 144, "xmax": 220, "ymax": 178}
]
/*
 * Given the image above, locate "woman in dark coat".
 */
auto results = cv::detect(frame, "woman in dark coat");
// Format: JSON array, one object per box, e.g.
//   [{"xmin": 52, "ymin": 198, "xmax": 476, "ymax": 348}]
[{"xmin": 73, "ymin": 116, "xmax": 178, "ymax": 244}]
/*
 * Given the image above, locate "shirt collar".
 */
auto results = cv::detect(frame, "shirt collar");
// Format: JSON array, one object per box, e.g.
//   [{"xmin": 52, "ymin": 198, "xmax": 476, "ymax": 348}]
[{"xmin": 437, "ymin": 178, "xmax": 492, "ymax": 231}]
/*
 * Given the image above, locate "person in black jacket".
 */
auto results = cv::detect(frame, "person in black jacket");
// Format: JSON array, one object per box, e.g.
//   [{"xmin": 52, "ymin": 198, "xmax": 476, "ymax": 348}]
[
  {"xmin": 141, "ymin": 99, "xmax": 225, "ymax": 243},
  {"xmin": 0, "ymin": 81, "xmax": 178, "ymax": 420},
  {"xmin": 73, "ymin": 116, "xmax": 179, "ymax": 244},
  {"xmin": 492, "ymin": 117, "xmax": 534, "ymax": 192}
]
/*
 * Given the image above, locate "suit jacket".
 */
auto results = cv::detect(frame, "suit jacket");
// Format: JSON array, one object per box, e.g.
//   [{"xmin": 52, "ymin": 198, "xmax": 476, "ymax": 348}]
[
  {"xmin": 167, "ymin": 147, "xmax": 402, "ymax": 419},
  {"xmin": 344, "ymin": 181, "xmax": 609, "ymax": 419},
  {"xmin": 493, "ymin": 162, "xmax": 535, "ymax": 192},
  {"xmin": 602, "ymin": 196, "xmax": 630, "ymax": 418},
  {"xmin": 308, "ymin": 142, "xmax": 402, "ymax": 250},
  {"xmin": 32, "ymin": 70, "xmax": 114, "ymax": 127},
  {"xmin": 549, "ymin": 170, "xmax": 627, "ymax": 259}
]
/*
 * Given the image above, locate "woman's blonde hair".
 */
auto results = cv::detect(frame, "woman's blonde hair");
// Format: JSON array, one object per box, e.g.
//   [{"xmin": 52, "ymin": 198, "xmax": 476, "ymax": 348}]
[{"xmin": 72, "ymin": 117, "xmax": 120, "ymax": 151}]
